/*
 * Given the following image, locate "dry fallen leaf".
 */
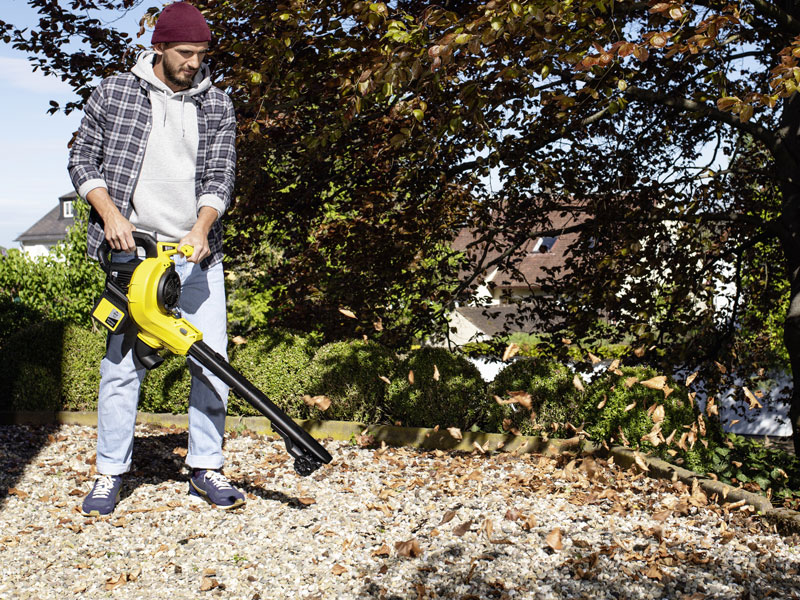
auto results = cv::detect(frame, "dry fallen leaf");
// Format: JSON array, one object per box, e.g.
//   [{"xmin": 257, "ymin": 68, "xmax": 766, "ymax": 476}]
[
  {"xmin": 714, "ymin": 361, "xmax": 727, "ymax": 374},
  {"xmin": 545, "ymin": 527, "xmax": 563, "ymax": 551},
  {"xmin": 395, "ymin": 539, "xmax": 422, "ymax": 557},
  {"xmin": 298, "ymin": 497, "xmax": 316, "ymax": 505},
  {"xmin": 302, "ymin": 395, "xmax": 331, "ymax": 411},
  {"xmin": 624, "ymin": 376, "xmax": 639, "ymax": 388},
  {"xmin": 743, "ymin": 386, "xmax": 762, "ymax": 410},
  {"xmin": 651, "ymin": 404, "xmax": 665, "ymax": 424},
  {"xmin": 572, "ymin": 374, "xmax": 585, "ymax": 393},
  {"xmin": 507, "ymin": 390, "xmax": 532, "ymax": 410},
  {"xmin": 433, "ymin": 364, "xmax": 440, "ymax": 381},
  {"xmin": 633, "ymin": 450, "xmax": 650, "ymax": 472},
  {"xmin": 408, "ymin": 370, "xmax": 415, "ymax": 385},
  {"xmin": 447, "ymin": 427, "xmax": 462, "ymax": 441},
  {"xmin": 453, "ymin": 520, "xmax": 473, "ymax": 536},
  {"xmin": 373, "ymin": 319, "xmax": 383, "ymax": 331},
  {"xmin": 440, "ymin": 510, "xmax": 457, "ymax": 525},
  {"xmin": 502, "ymin": 343, "xmax": 521, "ymax": 362},
  {"xmin": 587, "ymin": 352, "xmax": 601, "ymax": 365},
  {"xmin": 685, "ymin": 371, "xmax": 698, "ymax": 386},
  {"xmin": 639, "ymin": 375, "xmax": 667, "ymax": 390},
  {"xmin": 706, "ymin": 396, "xmax": 719, "ymax": 417},
  {"xmin": 378, "ymin": 375, "xmax": 391, "ymax": 384},
  {"xmin": 338, "ymin": 308, "xmax": 357, "ymax": 319},
  {"xmin": 200, "ymin": 576, "xmax": 219, "ymax": 591},
  {"xmin": 371, "ymin": 543, "xmax": 391, "ymax": 557},
  {"xmin": 331, "ymin": 564, "xmax": 347, "ymax": 575},
  {"xmin": 105, "ymin": 574, "xmax": 128, "ymax": 591},
  {"xmin": 633, "ymin": 346, "xmax": 646, "ymax": 357},
  {"xmin": 624, "ymin": 401, "xmax": 637, "ymax": 412}
]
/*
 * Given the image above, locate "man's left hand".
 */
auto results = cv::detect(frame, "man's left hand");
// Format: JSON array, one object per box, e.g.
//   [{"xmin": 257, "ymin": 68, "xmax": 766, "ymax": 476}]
[{"xmin": 179, "ymin": 229, "xmax": 210, "ymax": 264}]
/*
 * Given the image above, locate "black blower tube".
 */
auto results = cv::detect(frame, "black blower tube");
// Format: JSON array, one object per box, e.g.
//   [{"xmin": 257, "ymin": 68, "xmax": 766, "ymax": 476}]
[{"xmin": 188, "ymin": 340, "xmax": 332, "ymax": 476}]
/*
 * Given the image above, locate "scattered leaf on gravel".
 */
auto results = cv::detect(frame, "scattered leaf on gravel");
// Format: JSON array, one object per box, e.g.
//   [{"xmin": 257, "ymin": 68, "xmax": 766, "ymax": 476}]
[
  {"xmin": 545, "ymin": 527, "xmax": 563, "ymax": 551},
  {"xmin": 447, "ymin": 427, "xmax": 462, "ymax": 441},
  {"xmin": 331, "ymin": 564, "xmax": 347, "ymax": 575},
  {"xmin": 395, "ymin": 539, "xmax": 422, "ymax": 557},
  {"xmin": 453, "ymin": 520, "xmax": 473, "ymax": 536}
]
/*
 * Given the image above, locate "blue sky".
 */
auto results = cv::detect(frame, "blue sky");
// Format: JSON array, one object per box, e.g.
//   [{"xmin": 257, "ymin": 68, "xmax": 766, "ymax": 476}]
[{"xmin": 0, "ymin": 0, "xmax": 146, "ymax": 249}]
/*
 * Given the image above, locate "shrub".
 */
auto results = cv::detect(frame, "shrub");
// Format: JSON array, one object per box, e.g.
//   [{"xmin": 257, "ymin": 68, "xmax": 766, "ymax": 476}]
[
  {"xmin": 139, "ymin": 353, "xmax": 192, "ymax": 414},
  {"xmin": 304, "ymin": 339, "xmax": 399, "ymax": 423},
  {"xmin": 0, "ymin": 200, "xmax": 103, "ymax": 328},
  {"xmin": 0, "ymin": 320, "xmax": 105, "ymax": 411},
  {"xmin": 580, "ymin": 365, "xmax": 720, "ymax": 470},
  {"xmin": 487, "ymin": 357, "xmax": 582, "ymax": 436},
  {"xmin": 228, "ymin": 328, "xmax": 319, "ymax": 417},
  {"xmin": 386, "ymin": 346, "xmax": 487, "ymax": 429}
]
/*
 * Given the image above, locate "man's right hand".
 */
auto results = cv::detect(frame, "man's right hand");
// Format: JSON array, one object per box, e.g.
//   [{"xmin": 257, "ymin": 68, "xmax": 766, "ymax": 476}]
[{"xmin": 86, "ymin": 187, "xmax": 136, "ymax": 252}]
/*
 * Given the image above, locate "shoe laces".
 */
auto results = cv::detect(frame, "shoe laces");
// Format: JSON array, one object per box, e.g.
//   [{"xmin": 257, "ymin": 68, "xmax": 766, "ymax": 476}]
[
  {"xmin": 91, "ymin": 475, "xmax": 117, "ymax": 499},
  {"xmin": 203, "ymin": 470, "xmax": 233, "ymax": 490}
]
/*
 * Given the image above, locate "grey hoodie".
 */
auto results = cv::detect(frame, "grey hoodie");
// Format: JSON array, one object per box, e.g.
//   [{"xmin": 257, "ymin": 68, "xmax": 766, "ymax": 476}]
[{"xmin": 129, "ymin": 50, "xmax": 214, "ymax": 242}]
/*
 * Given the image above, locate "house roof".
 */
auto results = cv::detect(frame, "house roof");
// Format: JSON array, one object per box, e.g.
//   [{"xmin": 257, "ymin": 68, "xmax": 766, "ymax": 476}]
[
  {"xmin": 15, "ymin": 191, "xmax": 76, "ymax": 243},
  {"xmin": 452, "ymin": 210, "xmax": 586, "ymax": 290},
  {"xmin": 455, "ymin": 304, "xmax": 564, "ymax": 336}
]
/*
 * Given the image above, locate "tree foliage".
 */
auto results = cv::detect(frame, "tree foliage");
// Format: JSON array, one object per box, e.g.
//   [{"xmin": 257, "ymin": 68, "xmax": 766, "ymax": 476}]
[{"xmin": 6, "ymin": 0, "xmax": 800, "ymax": 445}]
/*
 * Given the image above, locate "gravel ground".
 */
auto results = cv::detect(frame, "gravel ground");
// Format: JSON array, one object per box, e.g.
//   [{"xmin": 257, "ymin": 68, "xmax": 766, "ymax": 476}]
[{"xmin": 1, "ymin": 422, "xmax": 800, "ymax": 600}]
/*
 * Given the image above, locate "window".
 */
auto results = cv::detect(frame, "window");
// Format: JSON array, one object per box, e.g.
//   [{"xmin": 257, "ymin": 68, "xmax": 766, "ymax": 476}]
[
  {"xmin": 62, "ymin": 200, "xmax": 74, "ymax": 218},
  {"xmin": 532, "ymin": 236, "xmax": 557, "ymax": 253}
]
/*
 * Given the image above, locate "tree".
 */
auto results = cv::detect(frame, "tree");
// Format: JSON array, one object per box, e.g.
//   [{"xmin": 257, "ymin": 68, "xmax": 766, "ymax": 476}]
[{"xmin": 6, "ymin": 0, "xmax": 800, "ymax": 448}]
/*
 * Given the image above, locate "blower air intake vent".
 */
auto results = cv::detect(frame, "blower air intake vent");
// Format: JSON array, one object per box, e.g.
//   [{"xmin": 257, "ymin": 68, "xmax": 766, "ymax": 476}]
[{"xmin": 157, "ymin": 268, "xmax": 182, "ymax": 312}]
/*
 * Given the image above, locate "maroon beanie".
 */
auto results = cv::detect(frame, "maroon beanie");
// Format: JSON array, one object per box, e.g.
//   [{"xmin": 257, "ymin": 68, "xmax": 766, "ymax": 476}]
[{"xmin": 152, "ymin": 2, "xmax": 211, "ymax": 44}]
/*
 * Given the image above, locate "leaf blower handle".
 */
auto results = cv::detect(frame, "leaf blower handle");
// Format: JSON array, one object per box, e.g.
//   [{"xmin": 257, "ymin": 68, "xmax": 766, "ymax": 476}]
[{"xmin": 179, "ymin": 245, "xmax": 194, "ymax": 258}]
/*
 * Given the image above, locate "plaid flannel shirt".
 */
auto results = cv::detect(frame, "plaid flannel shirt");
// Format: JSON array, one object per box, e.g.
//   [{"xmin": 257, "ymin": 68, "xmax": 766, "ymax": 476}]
[{"xmin": 68, "ymin": 72, "xmax": 236, "ymax": 268}]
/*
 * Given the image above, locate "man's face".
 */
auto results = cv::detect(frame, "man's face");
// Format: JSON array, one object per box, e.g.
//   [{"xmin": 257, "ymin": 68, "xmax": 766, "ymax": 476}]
[{"xmin": 155, "ymin": 42, "xmax": 209, "ymax": 90}]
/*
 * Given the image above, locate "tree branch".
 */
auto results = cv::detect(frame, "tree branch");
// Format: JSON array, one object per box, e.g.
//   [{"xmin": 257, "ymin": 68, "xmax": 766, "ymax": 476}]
[{"xmin": 626, "ymin": 86, "xmax": 779, "ymax": 151}]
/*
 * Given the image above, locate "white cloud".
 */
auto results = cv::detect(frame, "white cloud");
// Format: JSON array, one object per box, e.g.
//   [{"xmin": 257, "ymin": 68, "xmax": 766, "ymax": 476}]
[{"xmin": 0, "ymin": 56, "xmax": 75, "ymax": 95}]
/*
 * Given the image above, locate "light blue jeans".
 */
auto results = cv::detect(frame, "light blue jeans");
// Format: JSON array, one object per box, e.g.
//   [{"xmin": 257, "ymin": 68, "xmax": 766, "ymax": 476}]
[{"xmin": 96, "ymin": 256, "xmax": 229, "ymax": 475}]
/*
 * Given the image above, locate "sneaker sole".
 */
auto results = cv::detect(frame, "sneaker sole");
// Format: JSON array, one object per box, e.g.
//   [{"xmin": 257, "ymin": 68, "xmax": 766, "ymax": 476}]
[{"xmin": 189, "ymin": 481, "xmax": 245, "ymax": 510}]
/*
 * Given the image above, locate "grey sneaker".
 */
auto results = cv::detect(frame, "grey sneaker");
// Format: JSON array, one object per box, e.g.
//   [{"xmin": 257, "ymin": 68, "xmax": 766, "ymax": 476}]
[
  {"xmin": 189, "ymin": 470, "xmax": 245, "ymax": 509},
  {"xmin": 81, "ymin": 475, "xmax": 122, "ymax": 516}
]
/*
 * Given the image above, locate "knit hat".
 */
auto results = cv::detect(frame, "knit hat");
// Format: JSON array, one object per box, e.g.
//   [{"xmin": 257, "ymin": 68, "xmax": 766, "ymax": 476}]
[{"xmin": 151, "ymin": 2, "xmax": 211, "ymax": 44}]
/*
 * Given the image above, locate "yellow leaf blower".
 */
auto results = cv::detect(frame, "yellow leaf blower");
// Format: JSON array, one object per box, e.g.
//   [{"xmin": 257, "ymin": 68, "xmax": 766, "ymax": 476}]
[{"xmin": 91, "ymin": 231, "xmax": 331, "ymax": 476}]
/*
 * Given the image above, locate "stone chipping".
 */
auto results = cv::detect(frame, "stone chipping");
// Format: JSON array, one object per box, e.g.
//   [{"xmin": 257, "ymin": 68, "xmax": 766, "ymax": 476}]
[{"xmin": 1, "ymin": 422, "xmax": 799, "ymax": 600}]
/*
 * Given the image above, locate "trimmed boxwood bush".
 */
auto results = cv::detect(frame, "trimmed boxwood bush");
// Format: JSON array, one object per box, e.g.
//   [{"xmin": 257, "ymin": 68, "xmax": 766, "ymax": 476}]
[
  {"xmin": 487, "ymin": 357, "xmax": 582, "ymax": 437},
  {"xmin": 304, "ymin": 339, "xmax": 399, "ymax": 423},
  {"xmin": 227, "ymin": 328, "xmax": 319, "ymax": 417},
  {"xmin": 0, "ymin": 320, "xmax": 106, "ymax": 411},
  {"xmin": 386, "ymin": 346, "xmax": 487, "ymax": 429}
]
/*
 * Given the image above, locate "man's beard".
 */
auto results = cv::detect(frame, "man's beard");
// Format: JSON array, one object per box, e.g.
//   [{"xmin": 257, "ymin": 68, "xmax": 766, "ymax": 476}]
[{"xmin": 163, "ymin": 56, "xmax": 197, "ymax": 90}]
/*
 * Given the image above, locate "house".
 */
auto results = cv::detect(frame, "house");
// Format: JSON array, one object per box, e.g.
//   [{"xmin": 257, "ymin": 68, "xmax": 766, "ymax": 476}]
[
  {"xmin": 14, "ymin": 191, "xmax": 76, "ymax": 256},
  {"xmin": 446, "ymin": 210, "xmax": 582, "ymax": 345}
]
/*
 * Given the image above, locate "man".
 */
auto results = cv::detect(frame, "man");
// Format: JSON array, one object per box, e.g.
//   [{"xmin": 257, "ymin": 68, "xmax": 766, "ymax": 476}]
[{"xmin": 68, "ymin": 2, "xmax": 243, "ymax": 515}]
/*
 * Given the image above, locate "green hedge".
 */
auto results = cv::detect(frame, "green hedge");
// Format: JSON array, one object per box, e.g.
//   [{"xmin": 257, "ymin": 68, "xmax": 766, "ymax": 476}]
[
  {"xmin": 304, "ymin": 339, "xmax": 399, "ymax": 423},
  {"xmin": 228, "ymin": 328, "xmax": 318, "ymax": 417},
  {"xmin": 487, "ymin": 357, "xmax": 581, "ymax": 437},
  {"xmin": 0, "ymin": 320, "xmax": 106, "ymax": 411},
  {"xmin": 386, "ymin": 346, "xmax": 488, "ymax": 430}
]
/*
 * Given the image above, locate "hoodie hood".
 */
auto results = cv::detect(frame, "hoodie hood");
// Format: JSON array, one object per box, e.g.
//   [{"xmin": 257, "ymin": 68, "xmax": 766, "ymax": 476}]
[{"xmin": 131, "ymin": 50, "xmax": 211, "ymax": 97}]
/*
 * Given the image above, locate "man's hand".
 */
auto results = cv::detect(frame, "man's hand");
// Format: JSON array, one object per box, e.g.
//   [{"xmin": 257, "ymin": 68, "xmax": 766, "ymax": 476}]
[
  {"xmin": 179, "ymin": 206, "xmax": 219, "ymax": 264},
  {"xmin": 86, "ymin": 187, "xmax": 136, "ymax": 252}
]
